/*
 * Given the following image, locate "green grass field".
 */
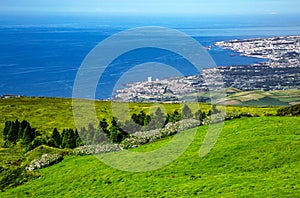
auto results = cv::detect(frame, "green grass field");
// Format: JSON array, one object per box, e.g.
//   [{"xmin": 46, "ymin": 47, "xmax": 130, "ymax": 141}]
[
  {"xmin": 0, "ymin": 97, "xmax": 279, "ymax": 133},
  {"xmin": 1, "ymin": 116, "xmax": 299, "ymax": 197},
  {"xmin": 0, "ymin": 97, "xmax": 281, "ymax": 169}
]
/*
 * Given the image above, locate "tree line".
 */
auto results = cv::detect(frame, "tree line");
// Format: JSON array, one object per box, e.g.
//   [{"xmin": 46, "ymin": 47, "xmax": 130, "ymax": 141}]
[
  {"xmin": 2, "ymin": 105, "xmax": 213, "ymax": 151},
  {"xmin": 2, "ymin": 119, "xmax": 83, "ymax": 151},
  {"xmin": 277, "ymin": 104, "xmax": 300, "ymax": 116}
]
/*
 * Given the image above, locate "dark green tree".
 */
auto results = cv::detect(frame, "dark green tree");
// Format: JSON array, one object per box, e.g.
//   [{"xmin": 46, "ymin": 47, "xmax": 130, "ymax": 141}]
[
  {"xmin": 182, "ymin": 105, "xmax": 193, "ymax": 119},
  {"xmin": 99, "ymin": 119, "xmax": 109, "ymax": 134},
  {"xmin": 168, "ymin": 110, "xmax": 181, "ymax": 123},
  {"xmin": 109, "ymin": 126, "xmax": 124, "ymax": 143},
  {"xmin": 61, "ymin": 129, "xmax": 76, "ymax": 149},
  {"xmin": 22, "ymin": 122, "xmax": 38, "ymax": 145},
  {"xmin": 3, "ymin": 121, "xmax": 12, "ymax": 140},
  {"xmin": 207, "ymin": 110, "xmax": 212, "ymax": 116},
  {"xmin": 51, "ymin": 128, "xmax": 62, "ymax": 148},
  {"xmin": 7, "ymin": 120, "xmax": 19, "ymax": 142},
  {"xmin": 79, "ymin": 127, "xmax": 88, "ymax": 145},
  {"xmin": 145, "ymin": 108, "xmax": 167, "ymax": 130},
  {"xmin": 18, "ymin": 120, "xmax": 28, "ymax": 141},
  {"xmin": 195, "ymin": 110, "xmax": 207, "ymax": 123},
  {"xmin": 74, "ymin": 129, "xmax": 84, "ymax": 147},
  {"xmin": 132, "ymin": 111, "xmax": 148, "ymax": 126},
  {"xmin": 25, "ymin": 136, "xmax": 46, "ymax": 152},
  {"xmin": 109, "ymin": 117, "xmax": 126, "ymax": 143}
]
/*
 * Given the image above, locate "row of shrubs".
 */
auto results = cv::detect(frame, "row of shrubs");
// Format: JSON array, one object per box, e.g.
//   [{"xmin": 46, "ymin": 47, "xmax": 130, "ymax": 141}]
[
  {"xmin": 1, "ymin": 105, "xmax": 210, "ymax": 150},
  {"xmin": 73, "ymin": 112, "xmax": 257, "ymax": 155},
  {"xmin": 121, "ymin": 119, "xmax": 200, "ymax": 149},
  {"xmin": 73, "ymin": 119, "xmax": 200, "ymax": 155}
]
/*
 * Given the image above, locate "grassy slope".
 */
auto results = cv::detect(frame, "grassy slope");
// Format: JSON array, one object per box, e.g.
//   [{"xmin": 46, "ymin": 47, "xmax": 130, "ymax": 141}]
[
  {"xmin": 1, "ymin": 116, "xmax": 299, "ymax": 197},
  {"xmin": 0, "ymin": 97, "xmax": 278, "ymax": 169},
  {"xmin": 0, "ymin": 97, "xmax": 278, "ymax": 133}
]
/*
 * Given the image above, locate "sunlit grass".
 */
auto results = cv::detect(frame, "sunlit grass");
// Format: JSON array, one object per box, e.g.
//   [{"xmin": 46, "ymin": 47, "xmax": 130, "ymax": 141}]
[{"xmin": 1, "ymin": 117, "xmax": 299, "ymax": 197}]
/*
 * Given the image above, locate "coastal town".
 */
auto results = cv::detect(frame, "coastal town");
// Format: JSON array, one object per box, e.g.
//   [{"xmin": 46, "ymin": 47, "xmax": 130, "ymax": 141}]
[
  {"xmin": 113, "ymin": 35, "xmax": 300, "ymax": 102},
  {"xmin": 215, "ymin": 35, "xmax": 300, "ymax": 68}
]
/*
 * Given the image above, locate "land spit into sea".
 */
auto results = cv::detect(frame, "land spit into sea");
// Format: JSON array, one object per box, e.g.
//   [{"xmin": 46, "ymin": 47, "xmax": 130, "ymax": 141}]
[{"xmin": 114, "ymin": 35, "xmax": 300, "ymax": 102}]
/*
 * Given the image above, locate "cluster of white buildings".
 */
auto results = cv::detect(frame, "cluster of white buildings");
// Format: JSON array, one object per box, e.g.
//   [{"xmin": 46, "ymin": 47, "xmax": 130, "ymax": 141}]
[
  {"xmin": 215, "ymin": 35, "xmax": 300, "ymax": 67},
  {"xmin": 114, "ymin": 35, "xmax": 300, "ymax": 102}
]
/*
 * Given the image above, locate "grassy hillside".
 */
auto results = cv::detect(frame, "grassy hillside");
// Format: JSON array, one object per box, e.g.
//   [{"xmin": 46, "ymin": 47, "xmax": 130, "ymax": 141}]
[
  {"xmin": 1, "ymin": 116, "xmax": 299, "ymax": 197},
  {"xmin": 0, "ymin": 97, "xmax": 278, "ymax": 133}
]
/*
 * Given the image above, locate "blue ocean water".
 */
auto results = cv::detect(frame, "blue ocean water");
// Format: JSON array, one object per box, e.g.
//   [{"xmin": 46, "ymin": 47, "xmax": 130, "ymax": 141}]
[{"xmin": 0, "ymin": 14, "xmax": 299, "ymax": 99}]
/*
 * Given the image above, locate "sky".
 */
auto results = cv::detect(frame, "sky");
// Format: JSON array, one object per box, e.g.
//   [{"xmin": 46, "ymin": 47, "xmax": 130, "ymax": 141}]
[{"xmin": 0, "ymin": 0, "xmax": 299, "ymax": 16}]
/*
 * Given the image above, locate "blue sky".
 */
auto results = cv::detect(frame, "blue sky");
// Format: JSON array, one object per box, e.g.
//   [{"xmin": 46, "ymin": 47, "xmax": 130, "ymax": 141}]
[{"xmin": 0, "ymin": 0, "xmax": 299, "ymax": 16}]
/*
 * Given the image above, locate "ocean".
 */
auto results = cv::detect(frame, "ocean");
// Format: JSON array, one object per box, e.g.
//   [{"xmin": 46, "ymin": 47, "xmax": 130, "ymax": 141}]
[{"xmin": 0, "ymin": 14, "xmax": 299, "ymax": 99}]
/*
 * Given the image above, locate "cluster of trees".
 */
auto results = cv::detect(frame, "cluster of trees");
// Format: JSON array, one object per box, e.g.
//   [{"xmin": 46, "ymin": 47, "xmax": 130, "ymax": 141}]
[
  {"xmin": 48, "ymin": 128, "xmax": 83, "ymax": 149},
  {"xmin": 121, "ymin": 108, "xmax": 167, "ymax": 133},
  {"xmin": 2, "ymin": 105, "xmax": 215, "ymax": 150},
  {"xmin": 79, "ymin": 118, "xmax": 127, "ymax": 145},
  {"xmin": 95, "ymin": 105, "xmax": 215, "ymax": 143},
  {"xmin": 120, "ymin": 105, "xmax": 211, "ymax": 134},
  {"xmin": 3, "ymin": 120, "xmax": 37, "ymax": 146},
  {"xmin": 277, "ymin": 104, "xmax": 300, "ymax": 116},
  {"xmin": 2, "ymin": 119, "xmax": 84, "ymax": 150}
]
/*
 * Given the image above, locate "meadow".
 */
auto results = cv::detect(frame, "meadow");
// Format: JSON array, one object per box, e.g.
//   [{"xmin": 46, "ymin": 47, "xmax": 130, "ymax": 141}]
[
  {"xmin": 1, "ymin": 116, "xmax": 299, "ymax": 197},
  {"xmin": 0, "ymin": 97, "xmax": 279, "ymax": 133},
  {"xmin": 0, "ymin": 97, "xmax": 298, "ymax": 197}
]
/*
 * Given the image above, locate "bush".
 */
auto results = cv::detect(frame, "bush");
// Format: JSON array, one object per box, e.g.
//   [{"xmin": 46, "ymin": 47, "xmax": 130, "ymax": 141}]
[
  {"xmin": 25, "ymin": 136, "xmax": 47, "ymax": 152},
  {"xmin": 121, "ymin": 119, "xmax": 200, "ymax": 149},
  {"xmin": 25, "ymin": 153, "xmax": 63, "ymax": 171},
  {"xmin": 73, "ymin": 144, "xmax": 123, "ymax": 155}
]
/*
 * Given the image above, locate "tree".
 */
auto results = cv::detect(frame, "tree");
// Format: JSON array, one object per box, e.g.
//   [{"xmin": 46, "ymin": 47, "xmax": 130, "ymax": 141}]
[
  {"xmin": 145, "ymin": 108, "xmax": 167, "ymax": 130},
  {"xmin": 99, "ymin": 119, "xmax": 109, "ymax": 134},
  {"xmin": 7, "ymin": 120, "xmax": 19, "ymax": 142},
  {"xmin": 132, "ymin": 111, "xmax": 148, "ymax": 126},
  {"xmin": 3, "ymin": 121, "xmax": 12, "ymax": 140},
  {"xmin": 122, "ymin": 119, "xmax": 141, "ymax": 134},
  {"xmin": 109, "ymin": 126, "xmax": 124, "ymax": 143},
  {"xmin": 2, "ymin": 120, "xmax": 36, "ymax": 146},
  {"xmin": 25, "ymin": 136, "xmax": 46, "ymax": 152},
  {"xmin": 18, "ymin": 120, "xmax": 28, "ymax": 140},
  {"xmin": 61, "ymin": 129, "xmax": 76, "ymax": 149},
  {"xmin": 207, "ymin": 110, "xmax": 212, "ymax": 116},
  {"xmin": 109, "ymin": 117, "xmax": 127, "ymax": 143},
  {"xmin": 22, "ymin": 123, "xmax": 35, "ymax": 145},
  {"xmin": 168, "ymin": 110, "xmax": 181, "ymax": 123},
  {"xmin": 182, "ymin": 105, "xmax": 193, "ymax": 119},
  {"xmin": 74, "ymin": 129, "xmax": 84, "ymax": 147},
  {"xmin": 85, "ymin": 124, "xmax": 96, "ymax": 145},
  {"xmin": 51, "ymin": 128, "xmax": 62, "ymax": 148},
  {"xmin": 212, "ymin": 104, "xmax": 221, "ymax": 114},
  {"xmin": 79, "ymin": 127, "xmax": 88, "ymax": 145},
  {"xmin": 195, "ymin": 110, "xmax": 207, "ymax": 123}
]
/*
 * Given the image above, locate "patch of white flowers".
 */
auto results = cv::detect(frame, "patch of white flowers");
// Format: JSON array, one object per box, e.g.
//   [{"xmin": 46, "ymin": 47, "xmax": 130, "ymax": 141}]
[
  {"xmin": 121, "ymin": 119, "xmax": 200, "ymax": 149},
  {"xmin": 26, "ymin": 153, "xmax": 63, "ymax": 171},
  {"xmin": 73, "ymin": 119, "xmax": 200, "ymax": 154},
  {"xmin": 73, "ymin": 144, "xmax": 123, "ymax": 155},
  {"xmin": 73, "ymin": 113, "xmax": 255, "ymax": 155}
]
